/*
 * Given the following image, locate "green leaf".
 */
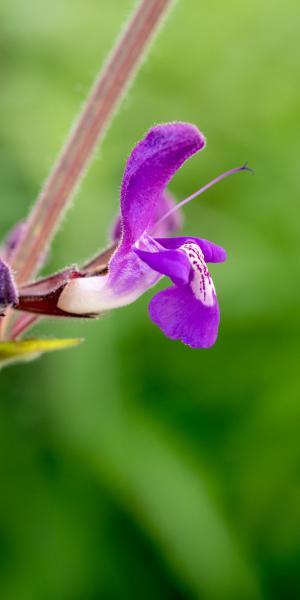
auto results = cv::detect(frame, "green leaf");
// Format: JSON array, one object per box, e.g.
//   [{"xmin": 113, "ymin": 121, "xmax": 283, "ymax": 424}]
[{"xmin": 0, "ymin": 338, "xmax": 83, "ymax": 368}]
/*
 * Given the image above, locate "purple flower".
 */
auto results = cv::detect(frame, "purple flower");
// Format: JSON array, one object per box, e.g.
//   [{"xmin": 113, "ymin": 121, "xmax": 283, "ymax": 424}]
[
  {"xmin": 56, "ymin": 122, "xmax": 228, "ymax": 348},
  {"xmin": 14, "ymin": 122, "xmax": 249, "ymax": 347}
]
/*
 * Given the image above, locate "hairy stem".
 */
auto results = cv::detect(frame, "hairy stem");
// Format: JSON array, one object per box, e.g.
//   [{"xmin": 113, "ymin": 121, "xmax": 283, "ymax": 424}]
[{"xmin": 10, "ymin": 0, "xmax": 174, "ymax": 285}]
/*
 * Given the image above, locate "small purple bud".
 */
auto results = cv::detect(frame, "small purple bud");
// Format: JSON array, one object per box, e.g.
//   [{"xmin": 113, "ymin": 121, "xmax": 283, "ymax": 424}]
[
  {"xmin": 2, "ymin": 220, "xmax": 49, "ymax": 269},
  {"xmin": 0, "ymin": 259, "xmax": 18, "ymax": 313},
  {"xmin": 2, "ymin": 220, "xmax": 27, "ymax": 261}
]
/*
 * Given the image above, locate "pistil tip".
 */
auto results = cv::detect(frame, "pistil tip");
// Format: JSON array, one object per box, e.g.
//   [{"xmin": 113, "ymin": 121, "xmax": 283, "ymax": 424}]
[{"xmin": 241, "ymin": 162, "xmax": 255, "ymax": 175}]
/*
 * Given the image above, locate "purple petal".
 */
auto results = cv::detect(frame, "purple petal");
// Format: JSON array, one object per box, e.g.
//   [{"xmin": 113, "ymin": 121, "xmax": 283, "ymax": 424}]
[
  {"xmin": 134, "ymin": 247, "xmax": 191, "ymax": 286},
  {"xmin": 119, "ymin": 123, "xmax": 205, "ymax": 249},
  {"xmin": 0, "ymin": 258, "xmax": 18, "ymax": 312},
  {"xmin": 155, "ymin": 236, "xmax": 227, "ymax": 263},
  {"xmin": 110, "ymin": 190, "xmax": 183, "ymax": 243},
  {"xmin": 149, "ymin": 284, "xmax": 220, "ymax": 348}
]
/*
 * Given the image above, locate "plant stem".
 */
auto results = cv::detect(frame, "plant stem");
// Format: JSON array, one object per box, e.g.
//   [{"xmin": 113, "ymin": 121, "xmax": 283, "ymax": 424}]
[{"xmin": 10, "ymin": 0, "xmax": 174, "ymax": 285}]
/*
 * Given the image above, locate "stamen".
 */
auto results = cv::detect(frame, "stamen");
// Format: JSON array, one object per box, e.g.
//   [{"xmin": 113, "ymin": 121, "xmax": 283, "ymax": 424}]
[{"xmin": 156, "ymin": 163, "xmax": 253, "ymax": 226}]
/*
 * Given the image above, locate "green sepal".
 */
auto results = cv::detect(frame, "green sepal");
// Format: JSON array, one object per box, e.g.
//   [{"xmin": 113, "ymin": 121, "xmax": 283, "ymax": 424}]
[{"xmin": 0, "ymin": 338, "xmax": 83, "ymax": 368}]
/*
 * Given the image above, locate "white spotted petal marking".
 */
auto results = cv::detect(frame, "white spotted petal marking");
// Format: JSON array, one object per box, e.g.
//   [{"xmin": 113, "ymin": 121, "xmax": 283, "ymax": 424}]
[{"xmin": 180, "ymin": 243, "xmax": 215, "ymax": 306}]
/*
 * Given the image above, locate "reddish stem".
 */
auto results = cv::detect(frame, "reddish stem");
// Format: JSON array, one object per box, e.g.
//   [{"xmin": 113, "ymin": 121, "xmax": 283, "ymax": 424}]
[{"xmin": 11, "ymin": 314, "xmax": 40, "ymax": 340}]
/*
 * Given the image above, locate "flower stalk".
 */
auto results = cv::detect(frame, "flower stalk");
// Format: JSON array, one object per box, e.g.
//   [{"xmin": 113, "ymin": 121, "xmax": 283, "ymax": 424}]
[{"xmin": 9, "ymin": 0, "xmax": 174, "ymax": 285}]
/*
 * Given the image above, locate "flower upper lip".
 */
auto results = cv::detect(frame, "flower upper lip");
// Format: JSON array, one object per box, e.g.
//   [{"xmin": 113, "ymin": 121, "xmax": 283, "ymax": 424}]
[{"xmin": 117, "ymin": 122, "xmax": 205, "ymax": 249}]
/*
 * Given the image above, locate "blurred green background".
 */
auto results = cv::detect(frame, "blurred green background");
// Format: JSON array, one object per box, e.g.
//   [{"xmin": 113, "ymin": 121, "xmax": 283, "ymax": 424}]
[{"xmin": 0, "ymin": 1, "xmax": 300, "ymax": 598}]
